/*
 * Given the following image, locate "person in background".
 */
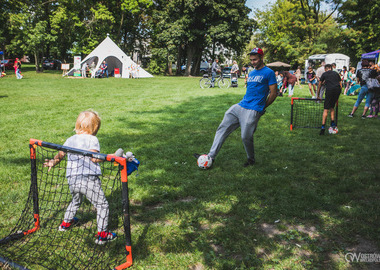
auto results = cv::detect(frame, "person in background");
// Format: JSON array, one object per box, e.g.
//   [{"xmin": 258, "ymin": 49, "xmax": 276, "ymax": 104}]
[
  {"xmin": 14, "ymin": 58, "xmax": 22, "ymax": 79},
  {"xmin": 295, "ymin": 66, "xmax": 302, "ymax": 87},
  {"xmin": 281, "ymin": 71, "xmax": 297, "ymax": 97},
  {"xmin": 231, "ymin": 60, "xmax": 239, "ymax": 78},
  {"xmin": 230, "ymin": 60, "xmax": 239, "ymax": 86},
  {"xmin": 81, "ymin": 62, "xmax": 88, "ymax": 78},
  {"xmin": 316, "ymin": 62, "xmax": 326, "ymax": 99},
  {"xmin": 348, "ymin": 60, "xmax": 373, "ymax": 118},
  {"xmin": 344, "ymin": 67, "xmax": 355, "ymax": 95},
  {"xmin": 275, "ymin": 71, "xmax": 283, "ymax": 96},
  {"xmin": 211, "ymin": 59, "xmax": 221, "ymax": 87},
  {"xmin": 367, "ymin": 93, "xmax": 380, "ymax": 118},
  {"xmin": 100, "ymin": 60, "xmax": 108, "ymax": 78},
  {"xmin": 306, "ymin": 66, "xmax": 317, "ymax": 98},
  {"xmin": 90, "ymin": 62, "xmax": 96, "ymax": 78},
  {"xmin": 332, "ymin": 63, "xmax": 339, "ymax": 73}
]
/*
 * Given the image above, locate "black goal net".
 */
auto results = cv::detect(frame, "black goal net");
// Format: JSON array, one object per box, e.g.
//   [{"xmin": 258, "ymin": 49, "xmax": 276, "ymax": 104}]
[
  {"xmin": 0, "ymin": 139, "xmax": 132, "ymax": 270},
  {"xmin": 290, "ymin": 97, "xmax": 339, "ymax": 130}
]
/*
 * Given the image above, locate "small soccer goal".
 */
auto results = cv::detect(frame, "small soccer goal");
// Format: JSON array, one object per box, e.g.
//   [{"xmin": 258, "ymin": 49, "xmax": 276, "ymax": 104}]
[
  {"xmin": 0, "ymin": 139, "xmax": 133, "ymax": 270},
  {"xmin": 290, "ymin": 97, "xmax": 339, "ymax": 130}
]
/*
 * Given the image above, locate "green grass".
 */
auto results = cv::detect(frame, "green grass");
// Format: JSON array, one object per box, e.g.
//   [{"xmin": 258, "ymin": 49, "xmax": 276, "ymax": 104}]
[{"xmin": 0, "ymin": 66, "xmax": 379, "ymax": 269}]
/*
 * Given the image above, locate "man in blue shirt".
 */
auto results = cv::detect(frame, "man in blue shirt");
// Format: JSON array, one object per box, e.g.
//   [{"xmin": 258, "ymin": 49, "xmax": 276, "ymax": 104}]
[{"xmin": 195, "ymin": 48, "xmax": 277, "ymax": 167}]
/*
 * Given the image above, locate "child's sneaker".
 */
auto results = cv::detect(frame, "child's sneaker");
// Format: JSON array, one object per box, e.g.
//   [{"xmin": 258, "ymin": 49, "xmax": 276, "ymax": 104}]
[
  {"xmin": 58, "ymin": 217, "xmax": 79, "ymax": 231},
  {"xmin": 367, "ymin": 115, "xmax": 374, "ymax": 118},
  {"xmin": 95, "ymin": 231, "xmax": 117, "ymax": 245}
]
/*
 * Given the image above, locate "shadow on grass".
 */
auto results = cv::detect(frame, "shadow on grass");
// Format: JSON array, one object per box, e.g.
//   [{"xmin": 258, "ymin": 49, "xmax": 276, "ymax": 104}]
[
  {"xmin": 1, "ymin": 91, "xmax": 379, "ymax": 269},
  {"xmin": 96, "ymin": 94, "xmax": 380, "ymax": 269}
]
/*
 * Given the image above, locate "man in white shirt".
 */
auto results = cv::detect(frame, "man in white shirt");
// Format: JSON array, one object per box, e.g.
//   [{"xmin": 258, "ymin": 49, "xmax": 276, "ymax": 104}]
[{"xmin": 316, "ymin": 61, "xmax": 326, "ymax": 99}]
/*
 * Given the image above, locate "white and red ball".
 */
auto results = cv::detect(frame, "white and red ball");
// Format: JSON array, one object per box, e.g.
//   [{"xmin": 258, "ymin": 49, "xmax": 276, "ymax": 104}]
[
  {"xmin": 197, "ymin": 154, "xmax": 213, "ymax": 169},
  {"xmin": 328, "ymin": 126, "xmax": 338, "ymax": 135}
]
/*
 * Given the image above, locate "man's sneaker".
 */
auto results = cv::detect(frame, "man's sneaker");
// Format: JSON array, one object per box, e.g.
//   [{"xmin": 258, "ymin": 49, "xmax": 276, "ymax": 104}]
[
  {"xmin": 243, "ymin": 159, "xmax": 255, "ymax": 167},
  {"xmin": 58, "ymin": 217, "xmax": 79, "ymax": 231},
  {"xmin": 95, "ymin": 231, "xmax": 117, "ymax": 245},
  {"xmin": 347, "ymin": 113, "xmax": 354, "ymax": 118},
  {"xmin": 361, "ymin": 115, "xmax": 367, "ymax": 119},
  {"xmin": 193, "ymin": 153, "xmax": 200, "ymax": 159},
  {"xmin": 319, "ymin": 128, "xmax": 325, "ymax": 135}
]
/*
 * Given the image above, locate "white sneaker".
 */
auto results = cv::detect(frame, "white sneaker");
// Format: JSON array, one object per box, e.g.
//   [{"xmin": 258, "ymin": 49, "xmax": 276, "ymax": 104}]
[{"xmin": 312, "ymin": 96, "xmax": 315, "ymax": 99}]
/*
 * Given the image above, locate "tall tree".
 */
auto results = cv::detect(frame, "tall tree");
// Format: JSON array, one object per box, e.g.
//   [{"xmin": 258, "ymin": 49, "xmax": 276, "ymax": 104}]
[
  {"xmin": 253, "ymin": 0, "xmax": 348, "ymax": 67},
  {"xmin": 337, "ymin": 0, "xmax": 380, "ymax": 62},
  {"xmin": 7, "ymin": 0, "xmax": 56, "ymax": 71},
  {"xmin": 151, "ymin": 0, "xmax": 253, "ymax": 76}
]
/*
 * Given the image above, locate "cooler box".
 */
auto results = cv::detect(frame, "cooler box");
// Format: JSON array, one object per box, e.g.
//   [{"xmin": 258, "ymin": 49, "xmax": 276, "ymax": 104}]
[{"xmin": 114, "ymin": 68, "xmax": 121, "ymax": 78}]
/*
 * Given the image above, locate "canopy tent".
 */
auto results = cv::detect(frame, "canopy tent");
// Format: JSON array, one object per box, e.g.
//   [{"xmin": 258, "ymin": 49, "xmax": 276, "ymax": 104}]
[
  {"xmin": 361, "ymin": 50, "xmax": 380, "ymax": 61},
  {"xmin": 66, "ymin": 36, "xmax": 153, "ymax": 78},
  {"xmin": 266, "ymin": 61, "xmax": 291, "ymax": 67}
]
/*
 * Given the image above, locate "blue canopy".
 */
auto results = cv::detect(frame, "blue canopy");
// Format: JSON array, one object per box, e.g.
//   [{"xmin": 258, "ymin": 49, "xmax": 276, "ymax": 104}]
[{"xmin": 361, "ymin": 49, "xmax": 380, "ymax": 60}]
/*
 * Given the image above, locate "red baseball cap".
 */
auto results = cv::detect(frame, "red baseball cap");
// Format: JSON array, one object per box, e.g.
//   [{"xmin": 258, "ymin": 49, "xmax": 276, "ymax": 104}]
[{"xmin": 248, "ymin": 48, "xmax": 264, "ymax": 56}]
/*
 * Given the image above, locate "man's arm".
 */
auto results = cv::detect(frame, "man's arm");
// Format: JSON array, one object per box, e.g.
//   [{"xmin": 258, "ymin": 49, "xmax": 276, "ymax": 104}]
[
  {"xmin": 265, "ymin": 83, "xmax": 277, "ymax": 109},
  {"xmin": 317, "ymin": 81, "xmax": 322, "ymax": 99}
]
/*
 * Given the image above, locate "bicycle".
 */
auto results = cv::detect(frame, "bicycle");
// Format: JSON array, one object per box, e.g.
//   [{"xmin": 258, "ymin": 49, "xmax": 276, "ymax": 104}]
[{"xmin": 200, "ymin": 73, "xmax": 231, "ymax": 89}]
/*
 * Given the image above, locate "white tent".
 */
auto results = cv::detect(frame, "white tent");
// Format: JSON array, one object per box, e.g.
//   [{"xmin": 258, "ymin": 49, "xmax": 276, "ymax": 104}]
[{"xmin": 67, "ymin": 36, "xmax": 153, "ymax": 78}]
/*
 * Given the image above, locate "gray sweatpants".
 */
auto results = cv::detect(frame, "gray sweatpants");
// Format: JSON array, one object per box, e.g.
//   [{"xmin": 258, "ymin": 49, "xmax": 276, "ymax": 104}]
[
  {"xmin": 208, "ymin": 104, "xmax": 263, "ymax": 161},
  {"xmin": 64, "ymin": 175, "xmax": 109, "ymax": 232}
]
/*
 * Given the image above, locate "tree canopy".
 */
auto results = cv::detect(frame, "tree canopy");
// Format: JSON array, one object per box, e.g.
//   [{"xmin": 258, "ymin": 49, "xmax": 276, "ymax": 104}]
[
  {"xmin": 1, "ymin": 0, "xmax": 253, "ymax": 75},
  {"xmin": 1, "ymin": 0, "xmax": 378, "ymax": 73}
]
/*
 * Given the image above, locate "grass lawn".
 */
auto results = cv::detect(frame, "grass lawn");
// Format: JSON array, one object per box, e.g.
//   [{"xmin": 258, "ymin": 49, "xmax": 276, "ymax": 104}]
[{"xmin": 0, "ymin": 66, "xmax": 379, "ymax": 269}]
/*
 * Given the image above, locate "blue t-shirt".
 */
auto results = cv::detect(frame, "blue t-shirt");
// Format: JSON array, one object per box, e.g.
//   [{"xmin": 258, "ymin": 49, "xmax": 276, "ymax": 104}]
[{"xmin": 238, "ymin": 66, "xmax": 277, "ymax": 112}]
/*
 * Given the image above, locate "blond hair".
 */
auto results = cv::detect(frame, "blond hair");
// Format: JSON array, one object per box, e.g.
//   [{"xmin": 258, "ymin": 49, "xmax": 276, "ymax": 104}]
[{"xmin": 75, "ymin": 110, "xmax": 101, "ymax": 135}]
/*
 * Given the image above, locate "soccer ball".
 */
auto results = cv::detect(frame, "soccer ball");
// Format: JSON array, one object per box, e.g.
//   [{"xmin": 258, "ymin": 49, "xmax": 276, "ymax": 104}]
[
  {"xmin": 328, "ymin": 126, "xmax": 338, "ymax": 135},
  {"xmin": 197, "ymin": 154, "xmax": 213, "ymax": 169}
]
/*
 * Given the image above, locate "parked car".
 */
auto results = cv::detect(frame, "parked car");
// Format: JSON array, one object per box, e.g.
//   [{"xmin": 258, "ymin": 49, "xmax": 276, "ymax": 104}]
[
  {"xmin": 222, "ymin": 67, "xmax": 231, "ymax": 78},
  {"xmin": 1, "ymin": 59, "xmax": 16, "ymax": 70},
  {"xmin": 200, "ymin": 67, "xmax": 209, "ymax": 74},
  {"xmin": 222, "ymin": 66, "xmax": 241, "ymax": 78},
  {"xmin": 43, "ymin": 59, "xmax": 62, "ymax": 70}
]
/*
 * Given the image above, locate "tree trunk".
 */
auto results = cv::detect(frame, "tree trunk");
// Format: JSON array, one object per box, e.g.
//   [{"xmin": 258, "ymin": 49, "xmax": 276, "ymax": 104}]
[
  {"xmin": 176, "ymin": 45, "xmax": 183, "ymax": 76},
  {"xmin": 167, "ymin": 50, "xmax": 173, "ymax": 75},
  {"xmin": 34, "ymin": 52, "xmax": 39, "ymax": 72},
  {"xmin": 184, "ymin": 45, "xmax": 195, "ymax": 76},
  {"xmin": 191, "ymin": 52, "xmax": 201, "ymax": 76}
]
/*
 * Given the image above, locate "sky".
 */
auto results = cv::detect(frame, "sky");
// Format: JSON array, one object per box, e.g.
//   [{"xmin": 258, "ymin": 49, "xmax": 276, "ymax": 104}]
[
  {"xmin": 245, "ymin": 0, "xmax": 275, "ymax": 17},
  {"xmin": 245, "ymin": 0, "xmax": 332, "ymax": 18}
]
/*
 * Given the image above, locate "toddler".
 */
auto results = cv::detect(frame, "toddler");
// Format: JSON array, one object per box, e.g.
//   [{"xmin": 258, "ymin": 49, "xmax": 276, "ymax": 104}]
[{"xmin": 44, "ymin": 110, "xmax": 117, "ymax": 245}]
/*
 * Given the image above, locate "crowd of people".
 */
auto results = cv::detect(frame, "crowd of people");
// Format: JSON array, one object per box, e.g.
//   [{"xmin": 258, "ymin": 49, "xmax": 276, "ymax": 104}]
[
  {"xmin": 347, "ymin": 60, "xmax": 380, "ymax": 119},
  {"xmin": 273, "ymin": 60, "xmax": 380, "ymax": 120}
]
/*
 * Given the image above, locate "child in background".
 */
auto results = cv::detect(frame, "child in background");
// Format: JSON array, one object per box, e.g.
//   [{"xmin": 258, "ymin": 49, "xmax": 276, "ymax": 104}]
[
  {"xmin": 306, "ymin": 66, "xmax": 317, "ymax": 98},
  {"xmin": 44, "ymin": 110, "xmax": 117, "ymax": 245},
  {"xmin": 367, "ymin": 93, "xmax": 380, "ymax": 118},
  {"xmin": 275, "ymin": 71, "xmax": 283, "ymax": 96}
]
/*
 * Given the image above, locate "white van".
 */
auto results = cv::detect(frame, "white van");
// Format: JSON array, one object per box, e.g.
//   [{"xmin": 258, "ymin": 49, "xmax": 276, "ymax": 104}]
[{"xmin": 304, "ymin": 53, "xmax": 350, "ymax": 78}]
